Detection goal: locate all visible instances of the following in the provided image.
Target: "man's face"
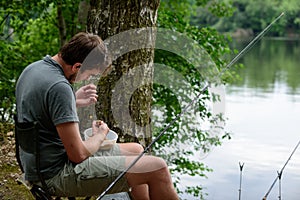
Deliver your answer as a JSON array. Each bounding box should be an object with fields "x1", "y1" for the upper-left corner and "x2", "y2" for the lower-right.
[
  {"x1": 74, "y1": 68, "x2": 102, "y2": 82},
  {"x1": 68, "y1": 71, "x2": 79, "y2": 84}
]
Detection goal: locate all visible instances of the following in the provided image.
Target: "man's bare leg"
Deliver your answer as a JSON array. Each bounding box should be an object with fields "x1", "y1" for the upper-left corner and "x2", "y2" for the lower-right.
[
  {"x1": 130, "y1": 184, "x2": 149, "y2": 200},
  {"x1": 119, "y1": 143, "x2": 149, "y2": 199},
  {"x1": 119, "y1": 143, "x2": 144, "y2": 156},
  {"x1": 125, "y1": 156, "x2": 179, "y2": 200}
]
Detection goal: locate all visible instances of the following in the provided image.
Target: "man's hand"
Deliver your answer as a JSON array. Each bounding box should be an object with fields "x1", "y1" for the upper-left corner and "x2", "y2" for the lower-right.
[
  {"x1": 76, "y1": 84, "x2": 98, "y2": 107},
  {"x1": 92, "y1": 120, "x2": 109, "y2": 136}
]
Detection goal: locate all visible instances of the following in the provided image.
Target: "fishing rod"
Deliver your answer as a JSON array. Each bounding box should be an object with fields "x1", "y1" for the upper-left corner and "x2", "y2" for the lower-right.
[
  {"x1": 97, "y1": 12, "x2": 285, "y2": 200},
  {"x1": 262, "y1": 139, "x2": 300, "y2": 200},
  {"x1": 238, "y1": 162, "x2": 244, "y2": 200}
]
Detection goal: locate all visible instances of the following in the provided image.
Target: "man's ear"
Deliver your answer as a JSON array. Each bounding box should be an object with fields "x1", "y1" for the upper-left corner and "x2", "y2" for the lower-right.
[{"x1": 72, "y1": 63, "x2": 81, "y2": 72}]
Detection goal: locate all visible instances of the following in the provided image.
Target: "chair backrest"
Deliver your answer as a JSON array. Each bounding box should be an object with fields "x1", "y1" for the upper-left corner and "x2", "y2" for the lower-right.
[
  {"x1": 14, "y1": 115, "x2": 52, "y2": 199},
  {"x1": 14, "y1": 115, "x2": 40, "y2": 172},
  {"x1": 15, "y1": 120, "x2": 38, "y2": 154},
  {"x1": 14, "y1": 116, "x2": 89, "y2": 200}
]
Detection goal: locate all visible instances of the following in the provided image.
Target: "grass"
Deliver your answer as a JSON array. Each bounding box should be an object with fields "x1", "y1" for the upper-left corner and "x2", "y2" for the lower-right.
[{"x1": 0, "y1": 164, "x2": 34, "y2": 200}]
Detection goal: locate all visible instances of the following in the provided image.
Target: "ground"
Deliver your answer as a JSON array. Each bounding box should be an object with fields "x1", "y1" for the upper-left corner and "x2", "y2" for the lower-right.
[{"x1": 0, "y1": 131, "x2": 33, "y2": 199}]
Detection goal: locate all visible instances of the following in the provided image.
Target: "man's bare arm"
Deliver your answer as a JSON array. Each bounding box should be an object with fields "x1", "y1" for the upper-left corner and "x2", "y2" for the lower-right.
[{"x1": 56, "y1": 121, "x2": 108, "y2": 163}]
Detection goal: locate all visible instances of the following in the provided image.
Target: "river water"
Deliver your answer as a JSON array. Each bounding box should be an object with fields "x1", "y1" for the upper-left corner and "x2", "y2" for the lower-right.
[{"x1": 181, "y1": 38, "x2": 300, "y2": 200}]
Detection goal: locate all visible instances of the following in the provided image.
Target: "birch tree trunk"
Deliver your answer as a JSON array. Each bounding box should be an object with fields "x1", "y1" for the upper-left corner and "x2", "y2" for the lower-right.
[{"x1": 86, "y1": 0, "x2": 160, "y2": 147}]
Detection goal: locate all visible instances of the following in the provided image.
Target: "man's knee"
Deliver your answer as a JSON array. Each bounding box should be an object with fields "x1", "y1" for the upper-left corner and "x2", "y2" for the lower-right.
[
  {"x1": 119, "y1": 143, "x2": 144, "y2": 155},
  {"x1": 133, "y1": 143, "x2": 144, "y2": 153},
  {"x1": 143, "y1": 156, "x2": 168, "y2": 172},
  {"x1": 152, "y1": 156, "x2": 168, "y2": 170}
]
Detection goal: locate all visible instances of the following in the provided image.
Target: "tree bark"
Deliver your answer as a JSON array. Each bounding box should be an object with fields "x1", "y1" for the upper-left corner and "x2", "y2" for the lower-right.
[{"x1": 86, "y1": 0, "x2": 160, "y2": 147}]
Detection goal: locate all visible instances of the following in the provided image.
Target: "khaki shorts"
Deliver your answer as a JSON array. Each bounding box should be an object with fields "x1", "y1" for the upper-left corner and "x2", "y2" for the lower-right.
[{"x1": 45, "y1": 144, "x2": 129, "y2": 197}]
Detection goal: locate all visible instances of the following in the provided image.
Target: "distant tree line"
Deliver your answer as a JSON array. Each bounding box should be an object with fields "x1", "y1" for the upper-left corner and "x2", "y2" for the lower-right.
[{"x1": 192, "y1": 0, "x2": 300, "y2": 37}]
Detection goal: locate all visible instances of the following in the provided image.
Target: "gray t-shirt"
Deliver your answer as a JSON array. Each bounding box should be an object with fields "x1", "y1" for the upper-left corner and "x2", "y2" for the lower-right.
[{"x1": 16, "y1": 55, "x2": 79, "y2": 181}]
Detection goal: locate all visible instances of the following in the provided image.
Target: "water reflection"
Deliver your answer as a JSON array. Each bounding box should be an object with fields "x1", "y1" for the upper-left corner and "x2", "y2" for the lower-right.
[
  {"x1": 230, "y1": 38, "x2": 300, "y2": 94},
  {"x1": 181, "y1": 39, "x2": 300, "y2": 200}
]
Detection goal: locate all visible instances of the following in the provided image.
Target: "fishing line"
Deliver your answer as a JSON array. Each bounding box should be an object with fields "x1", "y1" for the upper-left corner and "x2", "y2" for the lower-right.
[
  {"x1": 262, "y1": 139, "x2": 300, "y2": 200},
  {"x1": 97, "y1": 12, "x2": 285, "y2": 200}
]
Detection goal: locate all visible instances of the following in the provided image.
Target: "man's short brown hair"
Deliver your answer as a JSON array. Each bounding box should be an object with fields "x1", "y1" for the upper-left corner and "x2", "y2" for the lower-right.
[{"x1": 59, "y1": 32, "x2": 109, "y2": 68}]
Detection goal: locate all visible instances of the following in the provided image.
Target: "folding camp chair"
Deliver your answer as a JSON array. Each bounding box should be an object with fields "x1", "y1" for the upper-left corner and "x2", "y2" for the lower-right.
[{"x1": 14, "y1": 115, "x2": 90, "y2": 200}]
